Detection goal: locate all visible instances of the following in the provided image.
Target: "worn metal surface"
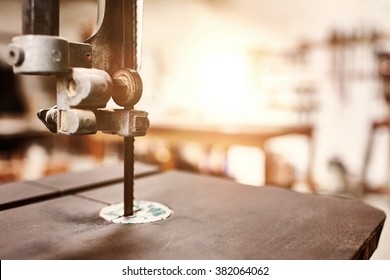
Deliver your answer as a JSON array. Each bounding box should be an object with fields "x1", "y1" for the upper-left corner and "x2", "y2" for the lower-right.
[
  {"x1": 57, "y1": 109, "x2": 97, "y2": 135},
  {"x1": 8, "y1": 0, "x2": 148, "y2": 217},
  {"x1": 68, "y1": 42, "x2": 92, "y2": 68},
  {"x1": 7, "y1": 35, "x2": 69, "y2": 74},
  {"x1": 97, "y1": 109, "x2": 149, "y2": 137},
  {"x1": 0, "y1": 171, "x2": 385, "y2": 259},
  {"x1": 7, "y1": 37, "x2": 92, "y2": 74},
  {"x1": 45, "y1": 108, "x2": 149, "y2": 136},
  {"x1": 86, "y1": 0, "x2": 142, "y2": 74},
  {"x1": 57, "y1": 68, "x2": 112, "y2": 109},
  {"x1": 112, "y1": 68, "x2": 143, "y2": 107},
  {"x1": 22, "y1": 0, "x2": 59, "y2": 36},
  {"x1": 85, "y1": 0, "x2": 144, "y2": 216}
]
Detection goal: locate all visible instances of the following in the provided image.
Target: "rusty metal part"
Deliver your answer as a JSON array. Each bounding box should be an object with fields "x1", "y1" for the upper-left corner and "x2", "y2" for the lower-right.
[
  {"x1": 57, "y1": 68, "x2": 112, "y2": 109},
  {"x1": 40, "y1": 107, "x2": 149, "y2": 136},
  {"x1": 96, "y1": 109, "x2": 149, "y2": 137},
  {"x1": 112, "y1": 68, "x2": 143, "y2": 107},
  {"x1": 37, "y1": 106, "x2": 58, "y2": 133},
  {"x1": 7, "y1": 36, "x2": 92, "y2": 75},
  {"x1": 22, "y1": 0, "x2": 59, "y2": 36},
  {"x1": 58, "y1": 109, "x2": 97, "y2": 135},
  {"x1": 7, "y1": 35, "x2": 69, "y2": 74},
  {"x1": 8, "y1": 0, "x2": 147, "y2": 219},
  {"x1": 122, "y1": 0, "x2": 143, "y2": 217},
  {"x1": 86, "y1": 0, "x2": 144, "y2": 217},
  {"x1": 86, "y1": 0, "x2": 142, "y2": 74},
  {"x1": 69, "y1": 42, "x2": 92, "y2": 68}
]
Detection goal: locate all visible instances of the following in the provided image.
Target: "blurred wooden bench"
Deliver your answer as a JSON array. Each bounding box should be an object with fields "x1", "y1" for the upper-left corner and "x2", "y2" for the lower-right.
[{"x1": 145, "y1": 123, "x2": 316, "y2": 191}]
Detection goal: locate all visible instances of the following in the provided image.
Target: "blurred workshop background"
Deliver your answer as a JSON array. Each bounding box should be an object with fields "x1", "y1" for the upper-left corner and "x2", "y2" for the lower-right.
[{"x1": 1, "y1": 0, "x2": 390, "y2": 257}]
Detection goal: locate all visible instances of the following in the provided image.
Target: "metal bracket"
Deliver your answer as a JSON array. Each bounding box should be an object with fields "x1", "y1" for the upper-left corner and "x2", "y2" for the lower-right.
[{"x1": 7, "y1": 0, "x2": 156, "y2": 220}]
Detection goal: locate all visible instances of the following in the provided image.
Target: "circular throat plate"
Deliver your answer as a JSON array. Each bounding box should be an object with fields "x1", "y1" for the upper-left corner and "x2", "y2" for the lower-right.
[{"x1": 100, "y1": 200, "x2": 172, "y2": 224}]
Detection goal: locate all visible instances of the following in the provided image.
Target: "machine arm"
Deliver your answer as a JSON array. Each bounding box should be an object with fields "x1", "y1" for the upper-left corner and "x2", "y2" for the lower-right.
[{"x1": 6, "y1": 0, "x2": 149, "y2": 217}]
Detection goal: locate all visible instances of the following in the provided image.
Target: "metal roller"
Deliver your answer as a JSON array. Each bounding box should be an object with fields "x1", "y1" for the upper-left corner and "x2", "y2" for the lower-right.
[{"x1": 57, "y1": 68, "x2": 112, "y2": 109}]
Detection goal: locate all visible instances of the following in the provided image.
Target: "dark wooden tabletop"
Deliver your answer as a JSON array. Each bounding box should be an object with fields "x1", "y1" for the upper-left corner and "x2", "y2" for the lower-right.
[
  {"x1": 0, "y1": 161, "x2": 160, "y2": 211},
  {"x1": 0, "y1": 170, "x2": 385, "y2": 260}
]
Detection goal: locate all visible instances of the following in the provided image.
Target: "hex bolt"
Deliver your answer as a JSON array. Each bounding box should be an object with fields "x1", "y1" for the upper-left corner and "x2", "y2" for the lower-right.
[
  {"x1": 6, "y1": 45, "x2": 24, "y2": 66},
  {"x1": 133, "y1": 115, "x2": 149, "y2": 132}
]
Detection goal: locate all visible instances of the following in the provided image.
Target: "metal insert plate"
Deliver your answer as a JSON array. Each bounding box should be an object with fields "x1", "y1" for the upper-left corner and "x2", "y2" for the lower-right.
[{"x1": 100, "y1": 200, "x2": 172, "y2": 224}]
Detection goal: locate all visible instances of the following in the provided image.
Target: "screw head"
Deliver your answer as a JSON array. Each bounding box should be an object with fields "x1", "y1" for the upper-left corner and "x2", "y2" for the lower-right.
[{"x1": 6, "y1": 44, "x2": 24, "y2": 66}]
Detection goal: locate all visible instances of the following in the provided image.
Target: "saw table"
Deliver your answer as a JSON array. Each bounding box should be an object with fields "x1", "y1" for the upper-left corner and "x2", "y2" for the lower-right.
[{"x1": 0, "y1": 164, "x2": 385, "y2": 260}]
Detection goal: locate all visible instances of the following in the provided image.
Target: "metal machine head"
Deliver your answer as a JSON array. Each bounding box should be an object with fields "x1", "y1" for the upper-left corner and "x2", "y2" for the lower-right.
[{"x1": 6, "y1": 0, "x2": 172, "y2": 223}]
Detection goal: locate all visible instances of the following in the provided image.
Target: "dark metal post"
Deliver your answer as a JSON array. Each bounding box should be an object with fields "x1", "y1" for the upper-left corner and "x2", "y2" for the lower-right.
[{"x1": 22, "y1": 0, "x2": 59, "y2": 35}]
